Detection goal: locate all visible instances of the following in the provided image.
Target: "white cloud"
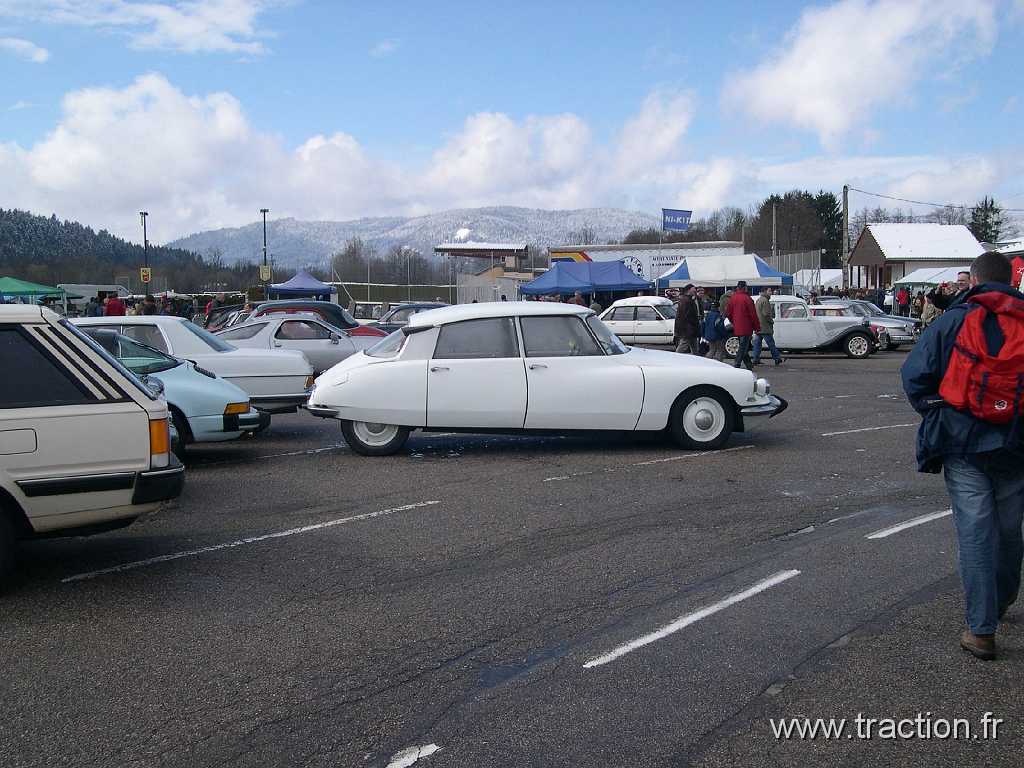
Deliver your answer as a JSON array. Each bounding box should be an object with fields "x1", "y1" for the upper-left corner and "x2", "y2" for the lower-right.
[
  {"x1": 0, "y1": 36, "x2": 50, "y2": 62},
  {"x1": 369, "y1": 38, "x2": 399, "y2": 58},
  {"x1": 0, "y1": 0, "x2": 271, "y2": 54},
  {"x1": 0, "y1": 73, "x2": 1017, "y2": 243},
  {"x1": 7, "y1": 99, "x2": 35, "y2": 110},
  {"x1": 723, "y1": 0, "x2": 997, "y2": 146}
]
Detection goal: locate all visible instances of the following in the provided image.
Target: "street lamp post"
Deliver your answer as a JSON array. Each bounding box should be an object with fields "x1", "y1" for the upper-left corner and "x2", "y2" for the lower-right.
[
  {"x1": 260, "y1": 208, "x2": 270, "y2": 298},
  {"x1": 139, "y1": 211, "x2": 149, "y2": 265}
]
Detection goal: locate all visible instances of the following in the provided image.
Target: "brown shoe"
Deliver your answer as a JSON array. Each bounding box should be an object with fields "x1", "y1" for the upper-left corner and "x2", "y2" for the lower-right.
[{"x1": 960, "y1": 629, "x2": 996, "y2": 660}]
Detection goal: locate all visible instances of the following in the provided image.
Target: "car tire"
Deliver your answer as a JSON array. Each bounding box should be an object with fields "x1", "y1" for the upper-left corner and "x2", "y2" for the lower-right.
[
  {"x1": 724, "y1": 336, "x2": 740, "y2": 357},
  {"x1": 667, "y1": 387, "x2": 735, "y2": 450},
  {"x1": 170, "y1": 407, "x2": 191, "y2": 457},
  {"x1": 844, "y1": 332, "x2": 873, "y2": 359},
  {"x1": 0, "y1": 512, "x2": 18, "y2": 587},
  {"x1": 340, "y1": 420, "x2": 411, "y2": 456}
]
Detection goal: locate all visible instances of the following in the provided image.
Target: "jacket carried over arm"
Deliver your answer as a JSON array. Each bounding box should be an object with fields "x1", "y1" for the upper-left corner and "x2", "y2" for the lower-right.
[{"x1": 900, "y1": 282, "x2": 1024, "y2": 473}]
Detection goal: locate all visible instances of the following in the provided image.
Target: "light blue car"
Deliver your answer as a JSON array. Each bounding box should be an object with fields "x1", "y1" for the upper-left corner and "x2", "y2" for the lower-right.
[{"x1": 84, "y1": 328, "x2": 267, "y2": 449}]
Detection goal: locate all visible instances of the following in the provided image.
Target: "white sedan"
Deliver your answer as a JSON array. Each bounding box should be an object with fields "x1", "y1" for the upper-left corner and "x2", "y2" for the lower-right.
[
  {"x1": 307, "y1": 302, "x2": 786, "y2": 455},
  {"x1": 73, "y1": 316, "x2": 314, "y2": 414},
  {"x1": 598, "y1": 296, "x2": 676, "y2": 344},
  {"x1": 215, "y1": 313, "x2": 373, "y2": 373}
]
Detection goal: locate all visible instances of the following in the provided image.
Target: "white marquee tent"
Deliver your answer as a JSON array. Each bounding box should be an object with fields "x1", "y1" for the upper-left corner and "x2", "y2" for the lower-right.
[{"x1": 893, "y1": 266, "x2": 965, "y2": 288}]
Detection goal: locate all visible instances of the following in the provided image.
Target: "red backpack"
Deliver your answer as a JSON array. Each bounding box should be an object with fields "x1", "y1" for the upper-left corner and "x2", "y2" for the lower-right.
[{"x1": 939, "y1": 292, "x2": 1024, "y2": 424}]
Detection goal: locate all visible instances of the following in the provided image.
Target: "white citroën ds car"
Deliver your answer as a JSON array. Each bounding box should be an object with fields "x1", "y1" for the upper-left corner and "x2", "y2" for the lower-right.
[{"x1": 307, "y1": 302, "x2": 787, "y2": 456}]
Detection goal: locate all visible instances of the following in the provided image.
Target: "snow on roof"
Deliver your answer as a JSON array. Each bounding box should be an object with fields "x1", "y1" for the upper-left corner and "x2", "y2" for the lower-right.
[
  {"x1": 434, "y1": 242, "x2": 528, "y2": 251},
  {"x1": 866, "y1": 224, "x2": 983, "y2": 262},
  {"x1": 792, "y1": 268, "x2": 843, "y2": 287}
]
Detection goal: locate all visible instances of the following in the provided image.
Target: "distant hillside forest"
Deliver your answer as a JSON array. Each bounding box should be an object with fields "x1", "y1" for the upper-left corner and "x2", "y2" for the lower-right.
[{"x1": 0, "y1": 208, "x2": 261, "y2": 292}]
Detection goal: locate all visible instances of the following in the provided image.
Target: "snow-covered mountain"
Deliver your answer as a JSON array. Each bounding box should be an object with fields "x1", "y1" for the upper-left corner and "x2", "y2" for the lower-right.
[{"x1": 168, "y1": 206, "x2": 660, "y2": 266}]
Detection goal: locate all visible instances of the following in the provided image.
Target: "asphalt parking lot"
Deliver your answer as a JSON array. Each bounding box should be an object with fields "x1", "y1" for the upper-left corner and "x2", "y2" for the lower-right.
[{"x1": 3, "y1": 350, "x2": 1021, "y2": 768}]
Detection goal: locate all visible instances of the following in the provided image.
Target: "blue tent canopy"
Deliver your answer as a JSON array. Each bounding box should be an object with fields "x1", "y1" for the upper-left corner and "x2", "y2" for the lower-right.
[
  {"x1": 520, "y1": 261, "x2": 653, "y2": 295},
  {"x1": 655, "y1": 254, "x2": 793, "y2": 290},
  {"x1": 268, "y1": 269, "x2": 333, "y2": 300}
]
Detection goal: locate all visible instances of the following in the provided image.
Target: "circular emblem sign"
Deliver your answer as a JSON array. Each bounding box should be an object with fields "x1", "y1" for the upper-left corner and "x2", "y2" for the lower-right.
[{"x1": 623, "y1": 255, "x2": 646, "y2": 279}]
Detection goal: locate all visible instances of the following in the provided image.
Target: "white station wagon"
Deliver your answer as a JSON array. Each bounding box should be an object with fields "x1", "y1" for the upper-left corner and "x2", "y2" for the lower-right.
[
  {"x1": 307, "y1": 302, "x2": 786, "y2": 455},
  {"x1": 598, "y1": 296, "x2": 676, "y2": 345}
]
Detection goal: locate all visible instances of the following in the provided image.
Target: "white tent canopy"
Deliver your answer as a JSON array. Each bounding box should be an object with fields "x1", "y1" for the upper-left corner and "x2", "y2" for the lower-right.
[
  {"x1": 894, "y1": 266, "x2": 965, "y2": 287},
  {"x1": 792, "y1": 268, "x2": 843, "y2": 290},
  {"x1": 656, "y1": 253, "x2": 792, "y2": 288}
]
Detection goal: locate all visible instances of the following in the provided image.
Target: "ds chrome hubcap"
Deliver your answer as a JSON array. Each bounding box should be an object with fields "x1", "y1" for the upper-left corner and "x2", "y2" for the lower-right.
[
  {"x1": 683, "y1": 397, "x2": 726, "y2": 441},
  {"x1": 352, "y1": 421, "x2": 399, "y2": 447}
]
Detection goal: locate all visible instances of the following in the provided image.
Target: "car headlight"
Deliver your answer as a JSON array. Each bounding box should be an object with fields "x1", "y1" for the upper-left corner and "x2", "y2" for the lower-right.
[{"x1": 754, "y1": 378, "x2": 770, "y2": 397}]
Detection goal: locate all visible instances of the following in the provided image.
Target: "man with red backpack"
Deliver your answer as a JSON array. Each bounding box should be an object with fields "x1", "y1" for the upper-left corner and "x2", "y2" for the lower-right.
[{"x1": 901, "y1": 251, "x2": 1024, "y2": 661}]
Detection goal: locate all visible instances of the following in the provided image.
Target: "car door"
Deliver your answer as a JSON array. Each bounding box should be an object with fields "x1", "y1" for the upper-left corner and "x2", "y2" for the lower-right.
[
  {"x1": 601, "y1": 306, "x2": 636, "y2": 343},
  {"x1": 772, "y1": 302, "x2": 818, "y2": 348},
  {"x1": 0, "y1": 323, "x2": 150, "y2": 526},
  {"x1": 426, "y1": 317, "x2": 527, "y2": 428},
  {"x1": 520, "y1": 315, "x2": 644, "y2": 430},
  {"x1": 273, "y1": 319, "x2": 355, "y2": 372},
  {"x1": 634, "y1": 306, "x2": 671, "y2": 345}
]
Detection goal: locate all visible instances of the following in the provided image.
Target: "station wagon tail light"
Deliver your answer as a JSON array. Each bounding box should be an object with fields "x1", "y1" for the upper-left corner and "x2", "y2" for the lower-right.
[
  {"x1": 304, "y1": 374, "x2": 316, "y2": 389},
  {"x1": 149, "y1": 418, "x2": 171, "y2": 469},
  {"x1": 223, "y1": 402, "x2": 249, "y2": 416}
]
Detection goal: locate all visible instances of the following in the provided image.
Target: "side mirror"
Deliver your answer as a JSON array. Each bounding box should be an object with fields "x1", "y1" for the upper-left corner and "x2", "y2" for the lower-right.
[
  {"x1": 329, "y1": 333, "x2": 341, "y2": 344},
  {"x1": 140, "y1": 374, "x2": 165, "y2": 397}
]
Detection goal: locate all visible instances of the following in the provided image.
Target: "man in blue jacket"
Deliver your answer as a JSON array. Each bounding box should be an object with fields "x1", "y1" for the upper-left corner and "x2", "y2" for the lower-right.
[{"x1": 901, "y1": 251, "x2": 1024, "y2": 660}]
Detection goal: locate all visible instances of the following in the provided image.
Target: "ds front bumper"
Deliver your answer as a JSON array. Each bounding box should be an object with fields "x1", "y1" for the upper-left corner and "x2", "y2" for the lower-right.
[
  {"x1": 740, "y1": 395, "x2": 788, "y2": 431},
  {"x1": 305, "y1": 404, "x2": 340, "y2": 419}
]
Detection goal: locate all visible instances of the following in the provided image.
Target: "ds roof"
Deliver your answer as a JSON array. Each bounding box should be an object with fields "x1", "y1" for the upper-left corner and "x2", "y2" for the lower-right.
[
  {"x1": 409, "y1": 301, "x2": 589, "y2": 327},
  {"x1": 608, "y1": 296, "x2": 673, "y2": 307}
]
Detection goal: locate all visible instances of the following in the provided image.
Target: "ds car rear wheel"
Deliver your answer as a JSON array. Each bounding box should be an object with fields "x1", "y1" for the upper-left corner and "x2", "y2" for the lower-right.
[
  {"x1": 668, "y1": 388, "x2": 735, "y2": 450},
  {"x1": 340, "y1": 419, "x2": 411, "y2": 456},
  {"x1": 844, "y1": 332, "x2": 872, "y2": 359}
]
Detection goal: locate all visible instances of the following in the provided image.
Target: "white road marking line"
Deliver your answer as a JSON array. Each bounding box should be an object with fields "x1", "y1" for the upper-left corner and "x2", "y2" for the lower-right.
[
  {"x1": 632, "y1": 444, "x2": 755, "y2": 466},
  {"x1": 582, "y1": 569, "x2": 801, "y2": 669},
  {"x1": 62, "y1": 501, "x2": 441, "y2": 583},
  {"x1": 386, "y1": 744, "x2": 441, "y2": 768},
  {"x1": 543, "y1": 475, "x2": 573, "y2": 482},
  {"x1": 256, "y1": 444, "x2": 347, "y2": 460},
  {"x1": 866, "y1": 509, "x2": 952, "y2": 540},
  {"x1": 834, "y1": 395, "x2": 855, "y2": 398},
  {"x1": 821, "y1": 423, "x2": 916, "y2": 437}
]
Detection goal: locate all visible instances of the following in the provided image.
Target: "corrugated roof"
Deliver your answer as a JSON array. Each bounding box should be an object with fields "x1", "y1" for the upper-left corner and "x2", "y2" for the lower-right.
[{"x1": 866, "y1": 223, "x2": 983, "y2": 262}]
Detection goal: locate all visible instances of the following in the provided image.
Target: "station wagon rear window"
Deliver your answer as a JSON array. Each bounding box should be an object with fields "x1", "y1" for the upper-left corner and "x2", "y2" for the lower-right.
[{"x1": 0, "y1": 328, "x2": 95, "y2": 408}]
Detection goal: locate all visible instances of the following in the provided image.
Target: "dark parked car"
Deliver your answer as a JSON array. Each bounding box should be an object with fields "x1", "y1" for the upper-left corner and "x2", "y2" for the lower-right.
[
  {"x1": 369, "y1": 302, "x2": 448, "y2": 334},
  {"x1": 251, "y1": 300, "x2": 387, "y2": 339}
]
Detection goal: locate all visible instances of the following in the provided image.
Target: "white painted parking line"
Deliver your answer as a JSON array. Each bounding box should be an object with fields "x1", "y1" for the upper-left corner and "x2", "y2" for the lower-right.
[
  {"x1": 386, "y1": 744, "x2": 441, "y2": 768},
  {"x1": 582, "y1": 569, "x2": 801, "y2": 669},
  {"x1": 62, "y1": 501, "x2": 441, "y2": 583},
  {"x1": 632, "y1": 444, "x2": 755, "y2": 466},
  {"x1": 866, "y1": 509, "x2": 952, "y2": 540},
  {"x1": 543, "y1": 475, "x2": 574, "y2": 483},
  {"x1": 821, "y1": 423, "x2": 916, "y2": 437}
]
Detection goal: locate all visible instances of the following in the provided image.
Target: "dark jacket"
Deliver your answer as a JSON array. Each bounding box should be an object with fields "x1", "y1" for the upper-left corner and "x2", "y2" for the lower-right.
[
  {"x1": 702, "y1": 308, "x2": 728, "y2": 341},
  {"x1": 725, "y1": 289, "x2": 760, "y2": 337},
  {"x1": 900, "y1": 282, "x2": 1024, "y2": 473},
  {"x1": 674, "y1": 295, "x2": 700, "y2": 338},
  {"x1": 928, "y1": 286, "x2": 969, "y2": 311}
]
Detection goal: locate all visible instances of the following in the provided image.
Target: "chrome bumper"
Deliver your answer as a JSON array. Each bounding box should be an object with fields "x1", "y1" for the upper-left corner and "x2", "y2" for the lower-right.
[
  {"x1": 740, "y1": 395, "x2": 788, "y2": 430},
  {"x1": 305, "y1": 404, "x2": 340, "y2": 419}
]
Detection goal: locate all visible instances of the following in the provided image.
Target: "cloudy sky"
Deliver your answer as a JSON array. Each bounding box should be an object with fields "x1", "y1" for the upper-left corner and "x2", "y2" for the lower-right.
[{"x1": 1, "y1": 0, "x2": 1021, "y2": 243}]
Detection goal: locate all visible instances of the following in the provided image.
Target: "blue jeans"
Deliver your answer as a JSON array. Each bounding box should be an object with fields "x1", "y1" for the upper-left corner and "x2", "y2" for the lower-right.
[
  {"x1": 943, "y1": 455, "x2": 1024, "y2": 635},
  {"x1": 753, "y1": 333, "x2": 781, "y2": 363}
]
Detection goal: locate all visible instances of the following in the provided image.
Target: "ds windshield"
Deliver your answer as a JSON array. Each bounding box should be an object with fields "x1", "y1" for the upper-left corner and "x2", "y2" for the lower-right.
[{"x1": 586, "y1": 315, "x2": 629, "y2": 355}]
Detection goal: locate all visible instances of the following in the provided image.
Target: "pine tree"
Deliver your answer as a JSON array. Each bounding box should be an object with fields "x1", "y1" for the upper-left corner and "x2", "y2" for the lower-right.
[{"x1": 969, "y1": 197, "x2": 1005, "y2": 243}]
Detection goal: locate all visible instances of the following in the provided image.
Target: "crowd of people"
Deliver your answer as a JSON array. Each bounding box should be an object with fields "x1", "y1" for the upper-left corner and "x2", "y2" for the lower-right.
[
  {"x1": 671, "y1": 281, "x2": 782, "y2": 370},
  {"x1": 79, "y1": 292, "x2": 195, "y2": 318}
]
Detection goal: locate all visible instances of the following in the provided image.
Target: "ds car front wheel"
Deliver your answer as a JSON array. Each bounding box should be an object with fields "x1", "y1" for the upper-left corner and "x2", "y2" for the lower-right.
[{"x1": 668, "y1": 388, "x2": 735, "y2": 450}]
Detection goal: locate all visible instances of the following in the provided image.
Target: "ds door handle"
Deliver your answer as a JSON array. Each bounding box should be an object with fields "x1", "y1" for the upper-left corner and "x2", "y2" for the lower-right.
[
  {"x1": 430, "y1": 366, "x2": 450, "y2": 372},
  {"x1": 528, "y1": 363, "x2": 548, "y2": 370}
]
